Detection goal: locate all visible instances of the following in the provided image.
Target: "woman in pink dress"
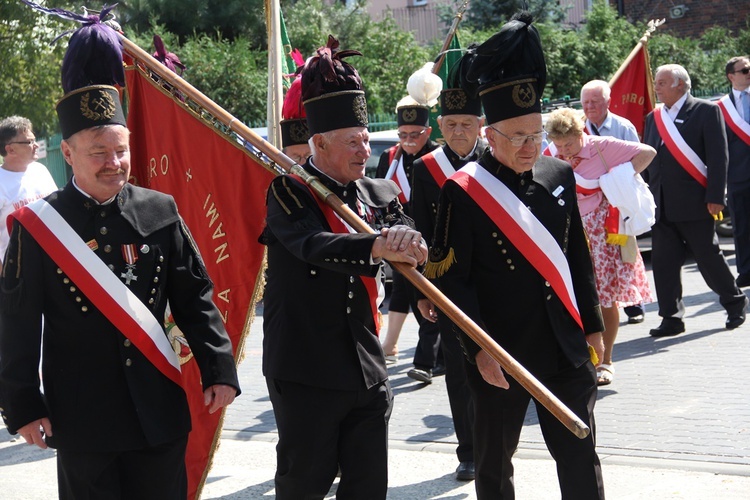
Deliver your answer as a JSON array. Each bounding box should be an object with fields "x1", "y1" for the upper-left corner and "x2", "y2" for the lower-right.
[{"x1": 544, "y1": 108, "x2": 656, "y2": 385}]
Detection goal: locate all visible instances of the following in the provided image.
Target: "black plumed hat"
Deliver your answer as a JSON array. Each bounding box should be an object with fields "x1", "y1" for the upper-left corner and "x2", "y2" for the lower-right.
[
  {"x1": 22, "y1": 2, "x2": 127, "y2": 139},
  {"x1": 301, "y1": 35, "x2": 368, "y2": 135},
  {"x1": 465, "y1": 11, "x2": 546, "y2": 124},
  {"x1": 439, "y1": 44, "x2": 482, "y2": 117}
]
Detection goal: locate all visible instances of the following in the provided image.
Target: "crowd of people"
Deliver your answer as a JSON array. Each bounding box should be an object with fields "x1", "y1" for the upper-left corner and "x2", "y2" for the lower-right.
[{"x1": 1, "y1": 5, "x2": 749, "y2": 500}]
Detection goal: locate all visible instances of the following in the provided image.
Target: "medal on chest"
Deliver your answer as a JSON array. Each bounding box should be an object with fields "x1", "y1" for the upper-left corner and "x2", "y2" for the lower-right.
[{"x1": 121, "y1": 244, "x2": 139, "y2": 285}]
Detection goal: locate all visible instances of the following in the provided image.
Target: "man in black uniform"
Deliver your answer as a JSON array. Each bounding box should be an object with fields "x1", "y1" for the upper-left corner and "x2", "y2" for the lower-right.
[
  {"x1": 377, "y1": 97, "x2": 442, "y2": 381},
  {"x1": 412, "y1": 59, "x2": 486, "y2": 481},
  {"x1": 0, "y1": 15, "x2": 239, "y2": 500},
  {"x1": 262, "y1": 36, "x2": 427, "y2": 499},
  {"x1": 430, "y1": 13, "x2": 605, "y2": 499}
]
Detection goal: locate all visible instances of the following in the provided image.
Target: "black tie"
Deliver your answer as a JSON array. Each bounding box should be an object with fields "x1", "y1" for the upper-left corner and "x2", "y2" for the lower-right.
[{"x1": 589, "y1": 122, "x2": 601, "y2": 136}]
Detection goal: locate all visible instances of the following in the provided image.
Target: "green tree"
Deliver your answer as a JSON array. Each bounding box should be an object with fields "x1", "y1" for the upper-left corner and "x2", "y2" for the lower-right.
[{"x1": 0, "y1": 1, "x2": 67, "y2": 134}]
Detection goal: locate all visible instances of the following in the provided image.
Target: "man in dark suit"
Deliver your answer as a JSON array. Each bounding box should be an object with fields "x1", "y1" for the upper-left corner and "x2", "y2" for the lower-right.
[
  {"x1": 376, "y1": 98, "x2": 442, "y2": 381},
  {"x1": 411, "y1": 80, "x2": 486, "y2": 481},
  {"x1": 430, "y1": 14, "x2": 605, "y2": 499},
  {"x1": 722, "y1": 56, "x2": 750, "y2": 287},
  {"x1": 261, "y1": 36, "x2": 427, "y2": 500},
  {"x1": 644, "y1": 63, "x2": 748, "y2": 336},
  {"x1": 0, "y1": 19, "x2": 239, "y2": 499}
]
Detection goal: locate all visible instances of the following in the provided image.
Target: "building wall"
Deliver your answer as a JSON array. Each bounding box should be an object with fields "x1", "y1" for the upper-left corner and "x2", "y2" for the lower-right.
[{"x1": 612, "y1": 0, "x2": 750, "y2": 38}]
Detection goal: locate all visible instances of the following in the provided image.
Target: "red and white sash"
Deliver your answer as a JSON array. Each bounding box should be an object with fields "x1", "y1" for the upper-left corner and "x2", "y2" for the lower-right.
[
  {"x1": 384, "y1": 146, "x2": 410, "y2": 204},
  {"x1": 717, "y1": 94, "x2": 750, "y2": 146},
  {"x1": 11, "y1": 200, "x2": 182, "y2": 387},
  {"x1": 290, "y1": 175, "x2": 385, "y2": 334},
  {"x1": 653, "y1": 106, "x2": 708, "y2": 187},
  {"x1": 449, "y1": 163, "x2": 583, "y2": 329},
  {"x1": 420, "y1": 148, "x2": 456, "y2": 188}
]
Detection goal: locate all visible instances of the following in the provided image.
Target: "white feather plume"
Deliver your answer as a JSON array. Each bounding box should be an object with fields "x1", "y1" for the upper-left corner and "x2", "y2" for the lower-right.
[{"x1": 407, "y1": 63, "x2": 442, "y2": 107}]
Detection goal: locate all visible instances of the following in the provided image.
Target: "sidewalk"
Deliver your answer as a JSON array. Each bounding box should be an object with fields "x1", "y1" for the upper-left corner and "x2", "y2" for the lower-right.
[{"x1": 2, "y1": 243, "x2": 750, "y2": 498}]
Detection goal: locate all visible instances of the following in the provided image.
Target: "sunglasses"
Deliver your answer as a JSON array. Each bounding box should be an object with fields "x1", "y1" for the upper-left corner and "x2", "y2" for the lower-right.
[{"x1": 732, "y1": 67, "x2": 750, "y2": 75}]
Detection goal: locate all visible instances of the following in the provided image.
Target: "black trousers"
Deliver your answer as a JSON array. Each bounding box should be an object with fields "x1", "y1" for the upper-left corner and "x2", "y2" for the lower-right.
[
  {"x1": 466, "y1": 360, "x2": 604, "y2": 500},
  {"x1": 651, "y1": 216, "x2": 746, "y2": 318},
  {"x1": 266, "y1": 377, "x2": 393, "y2": 500},
  {"x1": 56, "y1": 436, "x2": 188, "y2": 500},
  {"x1": 389, "y1": 271, "x2": 441, "y2": 369},
  {"x1": 727, "y1": 183, "x2": 750, "y2": 277},
  {"x1": 438, "y1": 316, "x2": 474, "y2": 463}
]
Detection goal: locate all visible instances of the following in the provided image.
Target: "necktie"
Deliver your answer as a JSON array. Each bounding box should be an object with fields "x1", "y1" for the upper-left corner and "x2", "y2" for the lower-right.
[{"x1": 743, "y1": 91, "x2": 750, "y2": 123}]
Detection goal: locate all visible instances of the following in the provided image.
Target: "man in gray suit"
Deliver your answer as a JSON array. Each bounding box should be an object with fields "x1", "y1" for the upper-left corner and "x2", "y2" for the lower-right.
[
  {"x1": 643, "y1": 64, "x2": 747, "y2": 336},
  {"x1": 723, "y1": 56, "x2": 750, "y2": 287}
]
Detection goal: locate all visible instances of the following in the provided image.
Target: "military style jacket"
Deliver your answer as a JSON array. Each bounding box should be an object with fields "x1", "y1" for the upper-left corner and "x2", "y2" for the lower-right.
[
  {"x1": 0, "y1": 182, "x2": 240, "y2": 452},
  {"x1": 430, "y1": 152, "x2": 604, "y2": 377},
  {"x1": 261, "y1": 161, "x2": 411, "y2": 391},
  {"x1": 375, "y1": 140, "x2": 440, "y2": 216}
]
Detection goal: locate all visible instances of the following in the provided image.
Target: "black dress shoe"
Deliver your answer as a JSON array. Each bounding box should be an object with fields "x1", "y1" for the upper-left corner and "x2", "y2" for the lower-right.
[
  {"x1": 455, "y1": 461, "x2": 475, "y2": 481},
  {"x1": 736, "y1": 274, "x2": 750, "y2": 288},
  {"x1": 407, "y1": 368, "x2": 432, "y2": 383},
  {"x1": 726, "y1": 297, "x2": 748, "y2": 329},
  {"x1": 649, "y1": 318, "x2": 685, "y2": 337},
  {"x1": 432, "y1": 364, "x2": 446, "y2": 376},
  {"x1": 627, "y1": 314, "x2": 645, "y2": 324}
]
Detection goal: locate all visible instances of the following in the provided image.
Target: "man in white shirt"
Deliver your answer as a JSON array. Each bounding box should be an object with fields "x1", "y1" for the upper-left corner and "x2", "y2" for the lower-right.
[
  {"x1": 0, "y1": 116, "x2": 58, "y2": 261},
  {"x1": 580, "y1": 80, "x2": 646, "y2": 323},
  {"x1": 723, "y1": 56, "x2": 750, "y2": 287}
]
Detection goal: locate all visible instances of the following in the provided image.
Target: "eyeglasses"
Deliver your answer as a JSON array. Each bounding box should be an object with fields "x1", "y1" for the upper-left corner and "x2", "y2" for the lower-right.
[
  {"x1": 731, "y1": 67, "x2": 750, "y2": 75},
  {"x1": 487, "y1": 126, "x2": 546, "y2": 147},
  {"x1": 398, "y1": 129, "x2": 427, "y2": 140},
  {"x1": 8, "y1": 140, "x2": 36, "y2": 145}
]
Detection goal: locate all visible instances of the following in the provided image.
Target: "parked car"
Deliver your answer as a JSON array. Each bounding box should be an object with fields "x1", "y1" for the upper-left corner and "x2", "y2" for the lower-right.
[{"x1": 366, "y1": 129, "x2": 399, "y2": 178}]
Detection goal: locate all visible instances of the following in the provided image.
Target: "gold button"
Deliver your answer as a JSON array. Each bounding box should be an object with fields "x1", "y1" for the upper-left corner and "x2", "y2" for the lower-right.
[
  {"x1": 75, "y1": 297, "x2": 82, "y2": 303},
  {"x1": 334, "y1": 258, "x2": 339, "y2": 263},
  {"x1": 506, "y1": 259, "x2": 512, "y2": 264},
  {"x1": 509, "y1": 265, "x2": 515, "y2": 270},
  {"x1": 151, "y1": 289, "x2": 157, "y2": 294},
  {"x1": 159, "y1": 256, "x2": 164, "y2": 262},
  {"x1": 148, "y1": 298, "x2": 154, "y2": 304},
  {"x1": 359, "y1": 260, "x2": 365, "y2": 265},
  {"x1": 104, "y1": 245, "x2": 112, "y2": 253},
  {"x1": 501, "y1": 249, "x2": 507, "y2": 254},
  {"x1": 348, "y1": 291, "x2": 354, "y2": 299},
  {"x1": 70, "y1": 286, "x2": 76, "y2": 292},
  {"x1": 99, "y1": 227, "x2": 108, "y2": 235},
  {"x1": 63, "y1": 278, "x2": 70, "y2": 284},
  {"x1": 545, "y1": 281, "x2": 551, "y2": 287},
  {"x1": 156, "y1": 266, "x2": 161, "y2": 272},
  {"x1": 153, "y1": 277, "x2": 159, "y2": 283},
  {"x1": 310, "y1": 270, "x2": 317, "y2": 276},
  {"x1": 346, "y1": 307, "x2": 351, "y2": 314},
  {"x1": 492, "y1": 232, "x2": 498, "y2": 237},
  {"x1": 350, "y1": 276, "x2": 355, "y2": 283},
  {"x1": 546, "y1": 294, "x2": 552, "y2": 300},
  {"x1": 56, "y1": 268, "x2": 63, "y2": 274},
  {"x1": 81, "y1": 306, "x2": 88, "y2": 312},
  {"x1": 108, "y1": 264, "x2": 115, "y2": 270},
  {"x1": 124, "y1": 339, "x2": 131, "y2": 347},
  {"x1": 125, "y1": 358, "x2": 132, "y2": 366}
]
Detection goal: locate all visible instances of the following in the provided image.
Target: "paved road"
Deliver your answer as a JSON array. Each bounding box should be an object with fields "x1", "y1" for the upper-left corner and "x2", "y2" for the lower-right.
[{"x1": 2, "y1": 239, "x2": 749, "y2": 498}]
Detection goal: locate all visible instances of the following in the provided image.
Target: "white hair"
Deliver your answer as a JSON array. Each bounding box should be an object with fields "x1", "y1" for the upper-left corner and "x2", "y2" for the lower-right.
[
  {"x1": 656, "y1": 64, "x2": 692, "y2": 92},
  {"x1": 580, "y1": 80, "x2": 611, "y2": 101}
]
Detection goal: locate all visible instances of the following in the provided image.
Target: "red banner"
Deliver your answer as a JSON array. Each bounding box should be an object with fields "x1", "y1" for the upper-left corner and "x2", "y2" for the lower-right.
[
  {"x1": 124, "y1": 61, "x2": 275, "y2": 498},
  {"x1": 609, "y1": 44, "x2": 655, "y2": 138}
]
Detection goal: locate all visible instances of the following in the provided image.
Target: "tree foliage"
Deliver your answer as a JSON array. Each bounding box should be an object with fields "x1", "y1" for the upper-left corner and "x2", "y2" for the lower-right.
[{"x1": 4, "y1": 0, "x2": 750, "y2": 135}]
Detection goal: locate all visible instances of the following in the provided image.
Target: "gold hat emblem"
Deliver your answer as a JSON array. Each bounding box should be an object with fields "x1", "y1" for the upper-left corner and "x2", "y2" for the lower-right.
[
  {"x1": 289, "y1": 121, "x2": 308, "y2": 143},
  {"x1": 444, "y1": 90, "x2": 467, "y2": 110},
  {"x1": 353, "y1": 94, "x2": 368, "y2": 125},
  {"x1": 80, "y1": 90, "x2": 117, "y2": 121},
  {"x1": 401, "y1": 108, "x2": 418, "y2": 123},
  {"x1": 512, "y1": 83, "x2": 536, "y2": 109}
]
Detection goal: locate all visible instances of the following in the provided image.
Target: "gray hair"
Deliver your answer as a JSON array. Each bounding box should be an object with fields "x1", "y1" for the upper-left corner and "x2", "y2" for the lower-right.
[
  {"x1": 656, "y1": 64, "x2": 692, "y2": 92},
  {"x1": 0, "y1": 116, "x2": 33, "y2": 157},
  {"x1": 580, "y1": 80, "x2": 611, "y2": 101}
]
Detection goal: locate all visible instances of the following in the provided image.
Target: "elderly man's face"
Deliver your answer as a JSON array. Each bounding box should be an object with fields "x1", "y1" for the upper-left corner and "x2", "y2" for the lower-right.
[
  {"x1": 486, "y1": 114, "x2": 543, "y2": 174},
  {"x1": 61, "y1": 125, "x2": 131, "y2": 203},
  {"x1": 654, "y1": 69, "x2": 686, "y2": 108},
  {"x1": 398, "y1": 125, "x2": 431, "y2": 155},
  {"x1": 581, "y1": 87, "x2": 610, "y2": 127},
  {"x1": 283, "y1": 144, "x2": 311, "y2": 165},
  {"x1": 438, "y1": 115, "x2": 483, "y2": 157},
  {"x1": 313, "y1": 127, "x2": 370, "y2": 184}
]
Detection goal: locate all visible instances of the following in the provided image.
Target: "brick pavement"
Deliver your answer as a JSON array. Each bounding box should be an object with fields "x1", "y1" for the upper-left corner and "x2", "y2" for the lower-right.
[{"x1": 225, "y1": 239, "x2": 750, "y2": 471}]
